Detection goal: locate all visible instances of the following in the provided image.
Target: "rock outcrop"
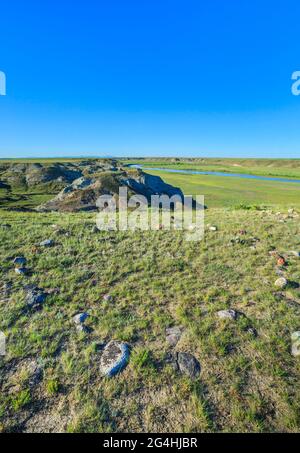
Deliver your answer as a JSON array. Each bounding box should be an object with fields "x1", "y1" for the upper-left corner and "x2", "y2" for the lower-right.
[{"x1": 36, "y1": 167, "x2": 184, "y2": 212}]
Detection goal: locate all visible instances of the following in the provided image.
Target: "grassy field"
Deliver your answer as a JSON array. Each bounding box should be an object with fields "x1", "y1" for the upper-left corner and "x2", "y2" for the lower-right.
[
  {"x1": 142, "y1": 170, "x2": 300, "y2": 209},
  {"x1": 0, "y1": 159, "x2": 300, "y2": 433},
  {"x1": 124, "y1": 158, "x2": 300, "y2": 179}
]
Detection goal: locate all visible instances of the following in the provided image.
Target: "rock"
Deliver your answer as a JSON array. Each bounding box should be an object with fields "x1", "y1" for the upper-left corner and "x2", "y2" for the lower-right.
[
  {"x1": 246, "y1": 327, "x2": 257, "y2": 337},
  {"x1": 217, "y1": 309, "x2": 237, "y2": 320},
  {"x1": 274, "y1": 277, "x2": 288, "y2": 289},
  {"x1": 76, "y1": 324, "x2": 89, "y2": 333},
  {"x1": 73, "y1": 313, "x2": 89, "y2": 325},
  {"x1": 15, "y1": 267, "x2": 28, "y2": 275},
  {"x1": 25, "y1": 359, "x2": 43, "y2": 386},
  {"x1": 47, "y1": 287, "x2": 60, "y2": 295},
  {"x1": 99, "y1": 341, "x2": 130, "y2": 377},
  {"x1": 291, "y1": 331, "x2": 300, "y2": 357},
  {"x1": 175, "y1": 352, "x2": 201, "y2": 379},
  {"x1": 166, "y1": 326, "x2": 182, "y2": 347},
  {"x1": 103, "y1": 294, "x2": 113, "y2": 302},
  {"x1": 25, "y1": 286, "x2": 48, "y2": 308},
  {"x1": 13, "y1": 256, "x2": 27, "y2": 266},
  {"x1": 209, "y1": 226, "x2": 218, "y2": 231},
  {"x1": 39, "y1": 239, "x2": 54, "y2": 247}
]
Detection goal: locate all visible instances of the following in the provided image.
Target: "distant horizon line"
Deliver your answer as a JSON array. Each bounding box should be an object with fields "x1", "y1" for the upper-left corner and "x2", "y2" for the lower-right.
[{"x1": 1, "y1": 155, "x2": 300, "y2": 161}]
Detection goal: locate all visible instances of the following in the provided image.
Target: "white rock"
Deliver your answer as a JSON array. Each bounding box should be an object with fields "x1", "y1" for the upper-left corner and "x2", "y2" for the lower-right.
[
  {"x1": 274, "y1": 277, "x2": 288, "y2": 289},
  {"x1": 217, "y1": 309, "x2": 237, "y2": 320},
  {"x1": 291, "y1": 332, "x2": 300, "y2": 357}
]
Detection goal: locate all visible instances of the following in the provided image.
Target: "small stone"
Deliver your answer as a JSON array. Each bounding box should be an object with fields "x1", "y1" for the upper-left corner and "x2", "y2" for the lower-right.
[
  {"x1": 176, "y1": 352, "x2": 201, "y2": 379},
  {"x1": 73, "y1": 313, "x2": 89, "y2": 325},
  {"x1": 15, "y1": 267, "x2": 28, "y2": 275},
  {"x1": 25, "y1": 286, "x2": 48, "y2": 308},
  {"x1": 47, "y1": 287, "x2": 60, "y2": 295},
  {"x1": 39, "y1": 239, "x2": 54, "y2": 247},
  {"x1": 99, "y1": 341, "x2": 130, "y2": 377},
  {"x1": 103, "y1": 294, "x2": 113, "y2": 302},
  {"x1": 13, "y1": 256, "x2": 27, "y2": 266},
  {"x1": 76, "y1": 324, "x2": 89, "y2": 333},
  {"x1": 291, "y1": 332, "x2": 300, "y2": 357},
  {"x1": 166, "y1": 326, "x2": 182, "y2": 347},
  {"x1": 274, "y1": 277, "x2": 288, "y2": 289},
  {"x1": 217, "y1": 309, "x2": 237, "y2": 320},
  {"x1": 209, "y1": 226, "x2": 218, "y2": 231},
  {"x1": 246, "y1": 327, "x2": 257, "y2": 337}
]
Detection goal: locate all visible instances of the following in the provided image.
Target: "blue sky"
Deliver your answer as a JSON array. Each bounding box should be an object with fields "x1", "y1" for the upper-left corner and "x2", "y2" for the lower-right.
[{"x1": 0, "y1": 0, "x2": 300, "y2": 158}]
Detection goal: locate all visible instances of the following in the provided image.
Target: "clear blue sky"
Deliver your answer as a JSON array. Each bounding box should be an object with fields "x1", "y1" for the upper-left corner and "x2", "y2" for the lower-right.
[{"x1": 0, "y1": 0, "x2": 300, "y2": 158}]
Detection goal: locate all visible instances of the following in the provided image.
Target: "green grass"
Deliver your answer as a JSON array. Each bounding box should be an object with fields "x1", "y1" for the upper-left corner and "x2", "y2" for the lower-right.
[
  {"x1": 0, "y1": 158, "x2": 300, "y2": 432},
  {"x1": 0, "y1": 205, "x2": 300, "y2": 433},
  {"x1": 143, "y1": 170, "x2": 300, "y2": 209}
]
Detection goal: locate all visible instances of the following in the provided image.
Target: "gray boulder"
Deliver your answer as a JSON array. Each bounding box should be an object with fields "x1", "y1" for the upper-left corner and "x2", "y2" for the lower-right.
[
  {"x1": 291, "y1": 331, "x2": 300, "y2": 357},
  {"x1": 99, "y1": 341, "x2": 130, "y2": 377},
  {"x1": 74, "y1": 313, "x2": 89, "y2": 325},
  {"x1": 173, "y1": 352, "x2": 201, "y2": 379},
  {"x1": 274, "y1": 277, "x2": 288, "y2": 289},
  {"x1": 39, "y1": 239, "x2": 54, "y2": 247},
  {"x1": 217, "y1": 309, "x2": 237, "y2": 320},
  {"x1": 13, "y1": 256, "x2": 27, "y2": 266},
  {"x1": 25, "y1": 286, "x2": 48, "y2": 308},
  {"x1": 166, "y1": 326, "x2": 182, "y2": 347}
]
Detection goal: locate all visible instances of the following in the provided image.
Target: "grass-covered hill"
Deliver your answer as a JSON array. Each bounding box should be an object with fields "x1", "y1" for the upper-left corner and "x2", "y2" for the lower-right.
[{"x1": 0, "y1": 158, "x2": 300, "y2": 433}]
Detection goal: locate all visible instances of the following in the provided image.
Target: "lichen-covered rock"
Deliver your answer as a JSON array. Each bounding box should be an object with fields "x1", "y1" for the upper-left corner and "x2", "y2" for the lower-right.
[
  {"x1": 274, "y1": 277, "x2": 288, "y2": 289},
  {"x1": 217, "y1": 309, "x2": 237, "y2": 320},
  {"x1": 166, "y1": 326, "x2": 182, "y2": 347},
  {"x1": 99, "y1": 341, "x2": 130, "y2": 377},
  {"x1": 175, "y1": 352, "x2": 201, "y2": 379}
]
